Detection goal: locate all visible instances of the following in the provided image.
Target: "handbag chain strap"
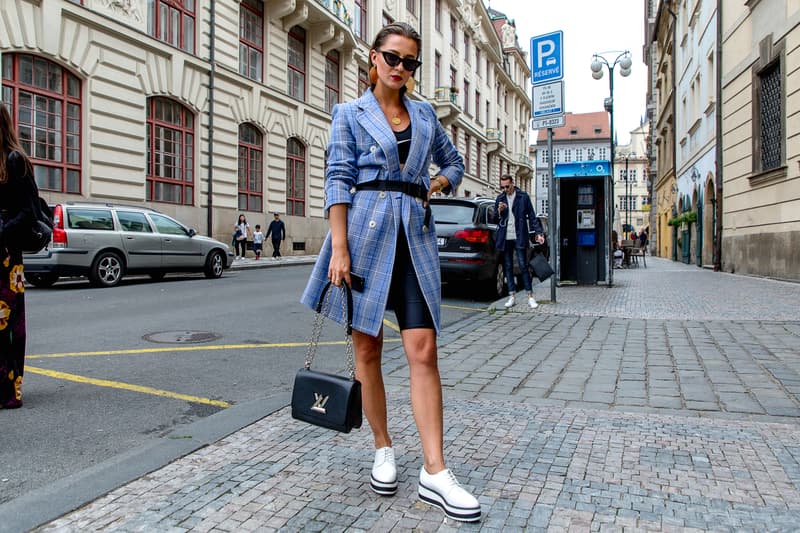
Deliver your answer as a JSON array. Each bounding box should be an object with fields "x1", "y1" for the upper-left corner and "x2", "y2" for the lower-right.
[{"x1": 304, "y1": 284, "x2": 356, "y2": 379}]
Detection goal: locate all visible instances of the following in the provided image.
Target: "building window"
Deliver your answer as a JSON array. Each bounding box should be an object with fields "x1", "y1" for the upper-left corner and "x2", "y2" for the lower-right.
[
  {"x1": 476, "y1": 142, "x2": 482, "y2": 179},
  {"x1": 599, "y1": 147, "x2": 607, "y2": 160},
  {"x1": 541, "y1": 150, "x2": 549, "y2": 164},
  {"x1": 564, "y1": 149, "x2": 571, "y2": 162},
  {"x1": 406, "y1": 0, "x2": 416, "y2": 16},
  {"x1": 464, "y1": 134, "x2": 471, "y2": 175},
  {"x1": 146, "y1": 97, "x2": 194, "y2": 205},
  {"x1": 238, "y1": 123, "x2": 263, "y2": 212},
  {"x1": 450, "y1": 16, "x2": 457, "y2": 48},
  {"x1": 758, "y1": 61, "x2": 782, "y2": 171},
  {"x1": 450, "y1": 67, "x2": 457, "y2": 89},
  {"x1": 239, "y1": 0, "x2": 263, "y2": 81},
  {"x1": 325, "y1": 50, "x2": 340, "y2": 114},
  {"x1": 629, "y1": 169, "x2": 637, "y2": 183},
  {"x1": 476, "y1": 48, "x2": 481, "y2": 77},
  {"x1": 383, "y1": 12, "x2": 394, "y2": 26},
  {"x1": 287, "y1": 25, "x2": 306, "y2": 100},
  {"x1": 475, "y1": 90, "x2": 480, "y2": 123},
  {"x1": 358, "y1": 67, "x2": 369, "y2": 96},
  {"x1": 434, "y1": 52, "x2": 441, "y2": 88},
  {"x1": 354, "y1": 0, "x2": 367, "y2": 41},
  {"x1": 286, "y1": 138, "x2": 305, "y2": 216},
  {"x1": 464, "y1": 34, "x2": 470, "y2": 64},
  {"x1": 540, "y1": 174, "x2": 548, "y2": 188},
  {"x1": 451, "y1": 125, "x2": 458, "y2": 148},
  {"x1": 576, "y1": 148, "x2": 583, "y2": 161},
  {"x1": 147, "y1": 0, "x2": 195, "y2": 54},
  {"x1": 463, "y1": 80, "x2": 470, "y2": 114},
  {"x1": 434, "y1": 0, "x2": 441, "y2": 31},
  {"x1": 1, "y1": 54, "x2": 82, "y2": 193}
]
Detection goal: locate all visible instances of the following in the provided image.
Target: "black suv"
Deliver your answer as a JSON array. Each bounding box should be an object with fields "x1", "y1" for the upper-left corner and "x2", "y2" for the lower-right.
[{"x1": 430, "y1": 196, "x2": 540, "y2": 299}]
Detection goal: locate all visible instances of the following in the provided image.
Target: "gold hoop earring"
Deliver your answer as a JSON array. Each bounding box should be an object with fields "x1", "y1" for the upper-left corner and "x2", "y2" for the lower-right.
[
  {"x1": 405, "y1": 77, "x2": 415, "y2": 94},
  {"x1": 369, "y1": 66, "x2": 378, "y2": 85}
]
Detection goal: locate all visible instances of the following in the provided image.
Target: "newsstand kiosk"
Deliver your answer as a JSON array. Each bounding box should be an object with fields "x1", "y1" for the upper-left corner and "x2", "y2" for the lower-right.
[{"x1": 553, "y1": 161, "x2": 610, "y2": 285}]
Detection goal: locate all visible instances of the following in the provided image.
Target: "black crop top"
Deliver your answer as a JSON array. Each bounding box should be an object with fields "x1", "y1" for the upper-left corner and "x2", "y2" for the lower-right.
[{"x1": 394, "y1": 124, "x2": 412, "y2": 165}]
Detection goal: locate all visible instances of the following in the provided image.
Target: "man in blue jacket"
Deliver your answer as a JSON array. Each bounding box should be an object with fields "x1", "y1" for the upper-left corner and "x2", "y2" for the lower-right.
[{"x1": 493, "y1": 174, "x2": 544, "y2": 309}]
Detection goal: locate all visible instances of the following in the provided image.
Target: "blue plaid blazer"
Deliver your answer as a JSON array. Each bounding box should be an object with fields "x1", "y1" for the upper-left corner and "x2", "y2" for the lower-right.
[{"x1": 301, "y1": 89, "x2": 464, "y2": 336}]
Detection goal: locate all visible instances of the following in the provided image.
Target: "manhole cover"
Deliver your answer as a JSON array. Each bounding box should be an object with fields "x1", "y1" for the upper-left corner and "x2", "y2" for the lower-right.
[{"x1": 144, "y1": 330, "x2": 221, "y2": 344}]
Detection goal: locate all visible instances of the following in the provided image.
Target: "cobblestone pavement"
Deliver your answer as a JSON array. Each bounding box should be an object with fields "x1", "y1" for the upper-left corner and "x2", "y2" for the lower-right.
[{"x1": 35, "y1": 259, "x2": 800, "y2": 532}]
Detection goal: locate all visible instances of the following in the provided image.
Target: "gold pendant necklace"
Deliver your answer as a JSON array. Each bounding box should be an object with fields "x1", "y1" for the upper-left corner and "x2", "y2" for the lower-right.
[{"x1": 391, "y1": 116, "x2": 401, "y2": 126}]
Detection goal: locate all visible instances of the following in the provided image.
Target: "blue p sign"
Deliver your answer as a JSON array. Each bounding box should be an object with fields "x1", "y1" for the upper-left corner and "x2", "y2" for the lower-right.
[{"x1": 531, "y1": 31, "x2": 564, "y2": 84}]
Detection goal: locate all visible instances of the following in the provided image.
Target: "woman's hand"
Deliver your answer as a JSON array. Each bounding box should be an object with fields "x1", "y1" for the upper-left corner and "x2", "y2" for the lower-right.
[
  {"x1": 327, "y1": 204, "x2": 351, "y2": 287},
  {"x1": 428, "y1": 175, "x2": 449, "y2": 199}
]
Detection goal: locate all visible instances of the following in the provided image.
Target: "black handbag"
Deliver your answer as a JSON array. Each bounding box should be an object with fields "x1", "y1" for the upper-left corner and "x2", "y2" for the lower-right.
[
  {"x1": 291, "y1": 281, "x2": 362, "y2": 433},
  {"x1": 529, "y1": 252, "x2": 554, "y2": 282}
]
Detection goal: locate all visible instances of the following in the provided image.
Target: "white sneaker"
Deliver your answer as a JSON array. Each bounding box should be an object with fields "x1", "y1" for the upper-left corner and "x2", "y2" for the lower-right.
[
  {"x1": 528, "y1": 296, "x2": 538, "y2": 309},
  {"x1": 370, "y1": 447, "x2": 397, "y2": 496},
  {"x1": 503, "y1": 295, "x2": 516, "y2": 308},
  {"x1": 418, "y1": 467, "x2": 481, "y2": 522}
]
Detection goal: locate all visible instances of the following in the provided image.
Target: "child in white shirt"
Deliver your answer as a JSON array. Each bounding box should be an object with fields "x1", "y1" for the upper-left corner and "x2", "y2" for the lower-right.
[{"x1": 252, "y1": 224, "x2": 264, "y2": 260}]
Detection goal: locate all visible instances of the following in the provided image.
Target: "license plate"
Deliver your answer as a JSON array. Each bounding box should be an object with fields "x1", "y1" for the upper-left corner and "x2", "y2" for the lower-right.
[{"x1": 437, "y1": 237, "x2": 446, "y2": 246}]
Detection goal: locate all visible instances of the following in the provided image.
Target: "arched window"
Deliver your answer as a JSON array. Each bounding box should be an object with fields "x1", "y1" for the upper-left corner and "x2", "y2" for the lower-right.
[
  {"x1": 1, "y1": 54, "x2": 81, "y2": 193},
  {"x1": 238, "y1": 123, "x2": 263, "y2": 212},
  {"x1": 146, "y1": 97, "x2": 194, "y2": 205},
  {"x1": 286, "y1": 138, "x2": 305, "y2": 216}
]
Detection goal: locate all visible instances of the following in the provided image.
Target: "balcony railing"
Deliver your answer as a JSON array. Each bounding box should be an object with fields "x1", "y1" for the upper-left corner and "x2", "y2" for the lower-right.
[
  {"x1": 518, "y1": 154, "x2": 532, "y2": 168},
  {"x1": 434, "y1": 86, "x2": 459, "y2": 105},
  {"x1": 316, "y1": 0, "x2": 353, "y2": 29},
  {"x1": 485, "y1": 129, "x2": 502, "y2": 142}
]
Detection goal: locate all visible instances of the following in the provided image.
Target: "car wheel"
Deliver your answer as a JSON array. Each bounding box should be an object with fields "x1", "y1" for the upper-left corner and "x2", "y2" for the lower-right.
[
  {"x1": 204, "y1": 250, "x2": 224, "y2": 278},
  {"x1": 89, "y1": 251, "x2": 125, "y2": 287},
  {"x1": 149, "y1": 272, "x2": 166, "y2": 281},
  {"x1": 24, "y1": 272, "x2": 59, "y2": 288},
  {"x1": 483, "y1": 261, "x2": 506, "y2": 300}
]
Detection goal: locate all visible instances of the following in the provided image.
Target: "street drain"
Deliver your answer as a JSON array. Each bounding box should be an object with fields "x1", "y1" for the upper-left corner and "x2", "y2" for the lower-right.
[{"x1": 144, "y1": 330, "x2": 221, "y2": 344}]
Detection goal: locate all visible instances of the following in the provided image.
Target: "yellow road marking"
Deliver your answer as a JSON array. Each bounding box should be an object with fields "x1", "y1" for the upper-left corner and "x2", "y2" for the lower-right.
[
  {"x1": 441, "y1": 303, "x2": 487, "y2": 312},
  {"x1": 383, "y1": 318, "x2": 400, "y2": 332},
  {"x1": 27, "y1": 339, "x2": 403, "y2": 360},
  {"x1": 26, "y1": 366, "x2": 231, "y2": 408}
]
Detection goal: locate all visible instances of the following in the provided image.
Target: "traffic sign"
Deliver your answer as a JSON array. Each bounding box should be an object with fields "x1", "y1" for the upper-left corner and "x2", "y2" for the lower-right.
[
  {"x1": 532, "y1": 115, "x2": 566, "y2": 130},
  {"x1": 530, "y1": 31, "x2": 564, "y2": 85},
  {"x1": 532, "y1": 81, "x2": 564, "y2": 118}
]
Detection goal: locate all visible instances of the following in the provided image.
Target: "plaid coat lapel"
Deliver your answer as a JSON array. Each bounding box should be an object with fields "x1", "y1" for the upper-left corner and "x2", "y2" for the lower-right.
[{"x1": 355, "y1": 91, "x2": 401, "y2": 175}]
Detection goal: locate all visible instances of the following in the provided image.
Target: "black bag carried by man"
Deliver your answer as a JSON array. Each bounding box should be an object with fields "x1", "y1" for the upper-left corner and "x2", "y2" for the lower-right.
[{"x1": 529, "y1": 253, "x2": 554, "y2": 282}]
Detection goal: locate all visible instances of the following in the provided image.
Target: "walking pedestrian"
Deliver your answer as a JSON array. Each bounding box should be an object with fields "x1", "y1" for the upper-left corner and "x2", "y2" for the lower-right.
[
  {"x1": 252, "y1": 224, "x2": 264, "y2": 260},
  {"x1": 233, "y1": 214, "x2": 249, "y2": 260},
  {"x1": 0, "y1": 103, "x2": 38, "y2": 408},
  {"x1": 493, "y1": 174, "x2": 544, "y2": 309},
  {"x1": 266, "y1": 212, "x2": 285, "y2": 259},
  {"x1": 300, "y1": 22, "x2": 480, "y2": 522}
]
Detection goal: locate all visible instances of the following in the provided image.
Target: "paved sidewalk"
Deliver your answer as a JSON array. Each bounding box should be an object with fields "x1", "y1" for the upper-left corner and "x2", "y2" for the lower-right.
[{"x1": 30, "y1": 258, "x2": 800, "y2": 531}]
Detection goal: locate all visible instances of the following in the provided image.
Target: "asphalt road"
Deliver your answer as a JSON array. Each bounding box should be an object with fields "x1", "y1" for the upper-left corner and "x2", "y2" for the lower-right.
[{"x1": 2, "y1": 265, "x2": 489, "y2": 507}]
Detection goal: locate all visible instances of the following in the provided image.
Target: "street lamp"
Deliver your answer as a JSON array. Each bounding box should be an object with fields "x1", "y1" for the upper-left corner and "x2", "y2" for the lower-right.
[{"x1": 590, "y1": 50, "x2": 632, "y2": 285}]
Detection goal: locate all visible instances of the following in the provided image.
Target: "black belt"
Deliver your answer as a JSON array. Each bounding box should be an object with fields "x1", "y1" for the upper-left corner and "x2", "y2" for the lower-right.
[{"x1": 355, "y1": 180, "x2": 431, "y2": 230}]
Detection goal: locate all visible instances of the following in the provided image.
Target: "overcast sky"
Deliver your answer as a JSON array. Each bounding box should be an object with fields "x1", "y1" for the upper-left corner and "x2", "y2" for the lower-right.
[{"x1": 486, "y1": 0, "x2": 648, "y2": 146}]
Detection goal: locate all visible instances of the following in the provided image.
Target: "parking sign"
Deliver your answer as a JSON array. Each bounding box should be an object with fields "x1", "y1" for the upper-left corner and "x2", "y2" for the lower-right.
[{"x1": 530, "y1": 31, "x2": 563, "y2": 85}]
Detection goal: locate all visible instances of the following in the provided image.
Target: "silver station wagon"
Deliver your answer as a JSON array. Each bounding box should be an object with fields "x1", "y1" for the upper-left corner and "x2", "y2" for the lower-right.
[{"x1": 24, "y1": 202, "x2": 234, "y2": 288}]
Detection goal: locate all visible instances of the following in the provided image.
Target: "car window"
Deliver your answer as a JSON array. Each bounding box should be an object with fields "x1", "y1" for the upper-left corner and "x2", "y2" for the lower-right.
[
  {"x1": 67, "y1": 209, "x2": 114, "y2": 231},
  {"x1": 429, "y1": 203, "x2": 476, "y2": 224},
  {"x1": 149, "y1": 213, "x2": 188, "y2": 236},
  {"x1": 117, "y1": 211, "x2": 153, "y2": 233}
]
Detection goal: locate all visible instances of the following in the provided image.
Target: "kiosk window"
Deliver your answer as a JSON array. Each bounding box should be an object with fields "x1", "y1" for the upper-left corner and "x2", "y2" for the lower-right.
[{"x1": 577, "y1": 185, "x2": 594, "y2": 206}]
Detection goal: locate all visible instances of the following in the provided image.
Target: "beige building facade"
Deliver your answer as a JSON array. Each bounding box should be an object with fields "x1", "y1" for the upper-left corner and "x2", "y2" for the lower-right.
[
  {"x1": 720, "y1": 1, "x2": 800, "y2": 280},
  {"x1": 0, "y1": 0, "x2": 531, "y2": 252}
]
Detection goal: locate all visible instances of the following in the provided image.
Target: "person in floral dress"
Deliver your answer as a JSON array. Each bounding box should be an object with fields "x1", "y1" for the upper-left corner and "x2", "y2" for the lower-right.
[{"x1": 0, "y1": 103, "x2": 37, "y2": 408}]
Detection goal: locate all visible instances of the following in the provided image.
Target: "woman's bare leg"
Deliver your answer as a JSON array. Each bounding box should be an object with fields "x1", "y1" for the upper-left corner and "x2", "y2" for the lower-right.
[
  {"x1": 401, "y1": 328, "x2": 445, "y2": 473},
  {"x1": 353, "y1": 328, "x2": 391, "y2": 448}
]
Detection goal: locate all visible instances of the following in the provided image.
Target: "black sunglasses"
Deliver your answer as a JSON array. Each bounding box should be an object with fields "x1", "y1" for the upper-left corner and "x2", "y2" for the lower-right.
[{"x1": 378, "y1": 50, "x2": 422, "y2": 72}]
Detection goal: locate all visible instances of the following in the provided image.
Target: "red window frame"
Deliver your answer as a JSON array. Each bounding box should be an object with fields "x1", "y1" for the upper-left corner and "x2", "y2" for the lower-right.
[
  {"x1": 239, "y1": 0, "x2": 264, "y2": 81},
  {"x1": 324, "y1": 50, "x2": 340, "y2": 114},
  {"x1": 286, "y1": 138, "x2": 305, "y2": 216},
  {"x1": 354, "y1": 0, "x2": 367, "y2": 41},
  {"x1": 148, "y1": 0, "x2": 196, "y2": 54},
  {"x1": 450, "y1": 16, "x2": 457, "y2": 47},
  {"x1": 287, "y1": 26, "x2": 306, "y2": 100},
  {"x1": 434, "y1": 0, "x2": 441, "y2": 31},
  {"x1": 1, "y1": 53, "x2": 82, "y2": 193},
  {"x1": 465, "y1": 134, "x2": 471, "y2": 174},
  {"x1": 358, "y1": 67, "x2": 369, "y2": 96},
  {"x1": 238, "y1": 123, "x2": 263, "y2": 212},
  {"x1": 476, "y1": 142, "x2": 482, "y2": 180},
  {"x1": 146, "y1": 97, "x2": 194, "y2": 205}
]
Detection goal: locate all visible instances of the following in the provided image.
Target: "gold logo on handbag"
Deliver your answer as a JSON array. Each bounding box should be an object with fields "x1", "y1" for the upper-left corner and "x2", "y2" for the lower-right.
[{"x1": 311, "y1": 392, "x2": 330, "y2": 414}]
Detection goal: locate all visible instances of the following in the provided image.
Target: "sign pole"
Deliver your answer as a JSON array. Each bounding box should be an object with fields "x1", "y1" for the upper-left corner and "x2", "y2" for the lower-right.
[{"x1": 548, "y1": 127, "x2": 557, "y2": 303}]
